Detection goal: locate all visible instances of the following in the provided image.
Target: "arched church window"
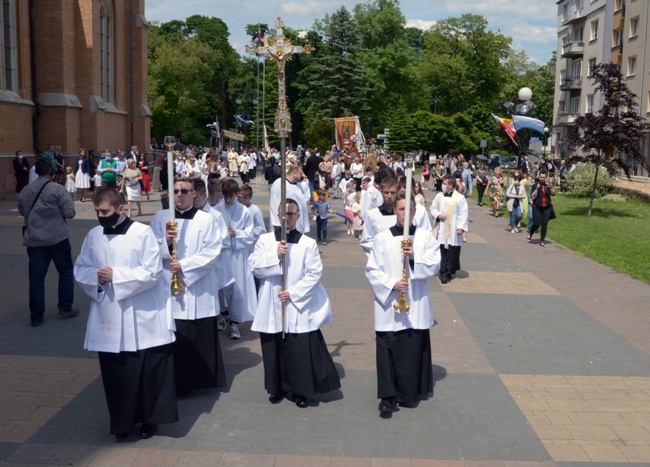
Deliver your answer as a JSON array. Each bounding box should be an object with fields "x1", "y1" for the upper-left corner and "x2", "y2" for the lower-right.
[
  {"x1": 99, "y1": 0, "x2": 114, "y2": 103},
  {"x1": 0, "y1": 0, "x2": 17, "y2": 91}
]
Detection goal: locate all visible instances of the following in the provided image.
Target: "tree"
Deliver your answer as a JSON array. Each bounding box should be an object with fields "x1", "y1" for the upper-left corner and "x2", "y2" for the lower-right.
[
  {"x1": 567, "y1": 62, "x2": 650, "y2": 215},
  {"x1": 296, "y1": 7, "x2": 372, "y2": 148},
  {"x1": 420, "y1": 14, "x2": 512, "y2": 115},
  {"x1": 148, "y1": 16, "x2": 242, "y2": 145}
]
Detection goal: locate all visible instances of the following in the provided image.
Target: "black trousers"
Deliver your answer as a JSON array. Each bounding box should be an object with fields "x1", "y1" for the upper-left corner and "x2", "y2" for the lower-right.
[
  {"x1": 375, "y1": 329, "x2": 432, "y2": 404},
  {"x1": 98, "y1": 344, "x2": 178, "y2": 434}
]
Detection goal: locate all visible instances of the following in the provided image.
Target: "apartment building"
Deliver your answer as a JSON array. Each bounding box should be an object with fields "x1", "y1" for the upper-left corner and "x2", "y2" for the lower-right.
[
  {"x1": 554, "y1": 0, "x2": 650, "y2": 175},
  {"x1": 0, "y1": 0, "x2": 151, "y2": 197}
]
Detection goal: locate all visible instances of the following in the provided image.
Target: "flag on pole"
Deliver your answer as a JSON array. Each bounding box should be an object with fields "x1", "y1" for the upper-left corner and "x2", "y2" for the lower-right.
[
  {"x1": 257, "y1": 25, "x2": 263, "y2": 47},
  {"x1": 512, "y1": 115, "x2": 546, "y2": 134},
  {"x1": 263, "y1": 124, "x2": 271, "y2": 153},
  {"x1": 491, "y1": 113, "x2": 518, "y2": 147}
]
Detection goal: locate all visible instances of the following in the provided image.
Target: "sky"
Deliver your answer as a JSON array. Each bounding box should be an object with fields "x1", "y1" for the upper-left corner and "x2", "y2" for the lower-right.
[{"x1": 145, "y1": 0, "x2": 557, "y2": 65}]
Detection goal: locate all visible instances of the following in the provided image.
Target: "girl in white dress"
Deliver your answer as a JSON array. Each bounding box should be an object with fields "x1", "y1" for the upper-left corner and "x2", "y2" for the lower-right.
[{"x1": 65, "y1": 166, "x2": 76, "y2": 201}]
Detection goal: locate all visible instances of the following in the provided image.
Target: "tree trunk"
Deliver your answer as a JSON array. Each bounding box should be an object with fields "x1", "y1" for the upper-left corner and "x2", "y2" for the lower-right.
[{"x1": 588, "y1": 162, "x2": 599, "y2": 216}]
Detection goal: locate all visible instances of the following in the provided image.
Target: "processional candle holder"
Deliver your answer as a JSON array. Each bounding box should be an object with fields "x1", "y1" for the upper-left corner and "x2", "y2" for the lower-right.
[{"x1": 164, "y1": 136, "x2": 184, "y2": 296}]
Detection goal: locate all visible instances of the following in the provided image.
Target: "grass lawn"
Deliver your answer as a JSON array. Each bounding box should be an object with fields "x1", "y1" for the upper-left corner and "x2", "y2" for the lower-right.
[
  {"x1": 463, "y1": 188, "x2": 650, "y2": 284},
  {"x1": 548, "y1": 194, "x2": 650, "y2": 284}
]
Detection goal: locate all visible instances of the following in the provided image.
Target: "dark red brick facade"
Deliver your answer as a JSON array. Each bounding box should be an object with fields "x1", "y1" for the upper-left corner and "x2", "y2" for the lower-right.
[{"x1": 0, "y1": 0, "x2": 149, "y2": 198}]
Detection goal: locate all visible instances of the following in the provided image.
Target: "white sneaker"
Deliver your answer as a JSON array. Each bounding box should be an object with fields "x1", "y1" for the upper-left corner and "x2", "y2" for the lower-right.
[
  {"x1": 229, "y1": 323, "x2": 241, "y2": 340},
  {"x1": 217, "y1": 314, "x2": 230, "y2": 331},
  {"x1": 511, "y1": 229, "x2": 516, "y2": 234}
]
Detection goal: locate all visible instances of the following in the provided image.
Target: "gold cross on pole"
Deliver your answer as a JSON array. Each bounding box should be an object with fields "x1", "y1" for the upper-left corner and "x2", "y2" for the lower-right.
[{"x1": 246, "y1": 17, "x2": 314, "y2": 339}]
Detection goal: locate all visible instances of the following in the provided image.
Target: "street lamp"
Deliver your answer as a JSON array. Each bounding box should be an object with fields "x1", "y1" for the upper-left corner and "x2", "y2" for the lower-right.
[
  {"x1": 503, "y1": 87, "x2": 537, "y2": 172},
  {"x1": 543, "y1": 126, "x2": 549, "y2": 158}
]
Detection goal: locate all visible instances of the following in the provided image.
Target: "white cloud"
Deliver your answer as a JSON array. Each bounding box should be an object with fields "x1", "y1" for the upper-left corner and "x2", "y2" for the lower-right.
[
  {"x1": 405, "y1": 19, "x2": 436, "y2": 31},
  {"x1": 511, "y1": 25, "x2": 557, "y2": 45},
  {"x1": 443, "y1": 0, "x2": 555, "y2": 22},
  {"x1": 281, "y1": 1, "x2": 340, "y2": 17}
]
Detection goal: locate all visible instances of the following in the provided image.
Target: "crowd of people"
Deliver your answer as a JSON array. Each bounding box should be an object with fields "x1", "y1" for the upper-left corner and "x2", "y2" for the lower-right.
[{"x1": 16, "y1": 138, "x2": 563, "y2": 439}]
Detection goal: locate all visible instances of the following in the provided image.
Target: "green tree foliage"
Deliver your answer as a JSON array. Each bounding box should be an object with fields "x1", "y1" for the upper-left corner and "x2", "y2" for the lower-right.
[
  {"x1": 421, "y1": 14, "x2": 512, "y2": 115},
  {"x1": 296, "y1": 7, "x2": 372, "y2": 149},
  {"x1": 567, "y1": 62, "x2": 650, "y2": 215},
  {"x1": 148, "y1": 16, "x2": 240, "y2": 146}
]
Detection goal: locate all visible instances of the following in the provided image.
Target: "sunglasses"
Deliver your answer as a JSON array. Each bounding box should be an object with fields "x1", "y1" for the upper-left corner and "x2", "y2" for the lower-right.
[{"x1": 173, "y1": 189, "x2": 194, "y2": 195}]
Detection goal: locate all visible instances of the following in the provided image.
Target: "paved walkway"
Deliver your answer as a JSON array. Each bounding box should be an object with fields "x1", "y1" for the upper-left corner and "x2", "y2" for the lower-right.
[{"x1": 0, "y1": 176, "x2": 648, "y2": 466}]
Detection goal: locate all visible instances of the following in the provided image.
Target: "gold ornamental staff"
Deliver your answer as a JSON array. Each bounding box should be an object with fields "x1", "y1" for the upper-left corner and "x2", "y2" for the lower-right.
[
  {"x1": 393, "y1": 158, "x2": 413, "y2": 314},
  {"x1": 164, "y1": 136, "x2": 184, "y2": 295},
  {"x1": 246, "y1": 17, "x2": 314, "y2": 338}
]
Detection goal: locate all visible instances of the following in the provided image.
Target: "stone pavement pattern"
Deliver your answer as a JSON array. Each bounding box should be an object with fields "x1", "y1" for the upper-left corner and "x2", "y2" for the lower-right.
[{"x1": 0, "y1": 176, "x2": 648, "y2": 466}]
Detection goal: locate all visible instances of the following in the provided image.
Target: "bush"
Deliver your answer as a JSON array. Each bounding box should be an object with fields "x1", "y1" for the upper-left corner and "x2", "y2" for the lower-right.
[{"x1": 565, "y1": 162, "x2": 615, "y2": 197}]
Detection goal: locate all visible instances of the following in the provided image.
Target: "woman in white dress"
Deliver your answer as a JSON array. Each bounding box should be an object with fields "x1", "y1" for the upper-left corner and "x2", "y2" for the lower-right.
[
  {"x1": 120, "y1": 159, "x2": 142, "y2": 217},
  {"x1": 74, "y1": 149, "x2": 92, "y2": 202}
]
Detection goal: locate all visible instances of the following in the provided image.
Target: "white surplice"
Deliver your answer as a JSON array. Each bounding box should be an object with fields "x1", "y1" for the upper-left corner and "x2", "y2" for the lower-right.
[
  {"x1": 247, "y1": 203, "x2": 267, "y2": 253},
  {"x1": 150, "y1": 209, "x2": 222, "y2": 320},
  {"x1": 360, "y1": 204, "x2": 431, "y2": 255},
  {"x1": 74, "y1": 221, "x2": 175, "y2": 353},
  {"x1": 250, "y1": 231, "x2": 332, "y2": 334},
  {"x1": 214, "y1": 200, "x2": 257, "y2": 323},
  {"x1": 365, "y1": 228, "x2": 441, "y2": 332},
  {"x1": 429, "y1": 191, "x2": 469, "y2": 247},
  {"x1": 269, "y1": 178, "x2": 311, "y2": 233},
  {"x1": 201, "y1": 203, "x2": 234, "y2": 290}
]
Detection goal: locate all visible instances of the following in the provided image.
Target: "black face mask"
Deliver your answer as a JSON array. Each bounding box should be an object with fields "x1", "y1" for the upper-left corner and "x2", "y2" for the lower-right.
[{"x1": 98, "y1": 212, "x2": 121, "y2": 228}]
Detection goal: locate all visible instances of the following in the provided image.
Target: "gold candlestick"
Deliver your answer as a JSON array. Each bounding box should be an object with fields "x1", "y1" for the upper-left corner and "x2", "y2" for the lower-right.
[
  {"x1": 393, "y1": 239, "x2": 411, "y2": 314},
  {"x1": 167, "y1": 221, "x2": 185, "y2": 295}
]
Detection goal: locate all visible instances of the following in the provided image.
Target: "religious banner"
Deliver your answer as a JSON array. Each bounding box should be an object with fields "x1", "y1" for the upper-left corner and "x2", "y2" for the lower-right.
[
  {"x1": 335, "y1": 117, "x2": 365, "y2": 163},
  {"x1": 223, "y1": 129, "x2": 246, "y2": 142}
]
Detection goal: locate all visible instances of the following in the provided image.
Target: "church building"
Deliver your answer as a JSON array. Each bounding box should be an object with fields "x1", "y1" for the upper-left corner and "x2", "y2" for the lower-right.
[{"x1": 0, "y1": 0, "x2": 150, "y2": 197}]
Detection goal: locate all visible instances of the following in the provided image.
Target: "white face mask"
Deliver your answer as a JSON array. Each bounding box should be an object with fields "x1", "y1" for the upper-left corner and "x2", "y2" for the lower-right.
[{"x1": 17, "y1": 155, "x2": 23, "y2": 159}]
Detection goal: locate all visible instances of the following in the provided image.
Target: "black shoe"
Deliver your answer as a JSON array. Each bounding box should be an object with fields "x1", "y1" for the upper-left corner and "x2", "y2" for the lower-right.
[
  {"x1": 115, "y1": 432, "x2": 130, "y2": 440},
  {"x1": 378, "y1": 397, "x2": 396, "y2": 413},
  {"x1": 31, "y1": 315, "x2": 44, "y2": 327},
  {"x1": 269, "y1": 391, "x2": 286, "y2": 404},
  {"x1": 139, "y1": 423, "x2": 157, "y2": 439},
  {"x1": 440, "y1": 275, "x2": 450, "y2": 284},
  {"x1": 294, "y1": 395, "x2": 308, "y2": 408}
]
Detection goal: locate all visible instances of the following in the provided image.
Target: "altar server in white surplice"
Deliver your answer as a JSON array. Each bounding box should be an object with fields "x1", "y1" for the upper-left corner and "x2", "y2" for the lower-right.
[
  {"x1": 192, "y1": 179, "x2": 235, "y2": 293},
  {"x1": 250, "y1": 198, "x2": 341, "y2": 409},
  {"x1": 214, "y1": 178, "x2": 257, "y2": 340},
  {"x1": 429, "y1": 174, "x2": 468, "y2": 284},
  {"x1": 74, "y1": 187, "x2": 177, "y2": 440},
  {"x1": 366, "y1": 192, "x2": 441, "y2": 418},
  {"x1": 269, "y1": 163, "x2": 310, "y2": 233},
  {"x1": 150, "y1": 177, "x2": 226, "y2": 394},
  {"x1": 360, "y1": 176, "x2": 431, "y2": 256}
]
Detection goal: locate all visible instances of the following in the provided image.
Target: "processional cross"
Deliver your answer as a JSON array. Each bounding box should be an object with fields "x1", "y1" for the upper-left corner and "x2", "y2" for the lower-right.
[{"x1": 246, "y1": 17, "x2": 314, "y2": 338}]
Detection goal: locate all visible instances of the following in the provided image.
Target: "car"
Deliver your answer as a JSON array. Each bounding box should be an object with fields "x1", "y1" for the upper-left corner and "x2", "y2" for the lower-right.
[{"x1": 498, "y1": 156, "x2": 518, "y2": 170}]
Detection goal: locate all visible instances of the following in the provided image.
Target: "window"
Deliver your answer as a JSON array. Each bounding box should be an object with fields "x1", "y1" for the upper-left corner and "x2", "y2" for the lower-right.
[
  {"x1": 590, "y1": 20, "x2": 599, "y2": 41},
  {"x1": 628, "y1": 56, "x2": 637, "y2": 76},
  {"x1": 586, "y1": 94, "x2": 594, "y2": 113},
  {"x1": 0, "y1": 0, "x2": 17, "y2": 92},
  {"x1": 615, "y1": 0, "x2": 623, "y2": 11},
  {"x1": 573, "y1": 27, "x2": 583, "y2": 42},
  {"x1": 613, "y1": 28, "x2": 624, "y2": 47},
  {"x1": 571, "y1": 61, "x2": 582, "y2": 81},
  {"x1": 630, "y1": 17, "x2": 639, "y2": 38},
  {"x1": 588, "y1": 58, "x2": 596, "y2": 76},
  {"x1": 570, "y1": 96, "x2": 580, "y2": 113},
  {"x1": 99, "y1": 0, "x2": 114, "y2": 103},
  {"x1": 563, "y1": 4, "x2": 569, "y2": 22}
]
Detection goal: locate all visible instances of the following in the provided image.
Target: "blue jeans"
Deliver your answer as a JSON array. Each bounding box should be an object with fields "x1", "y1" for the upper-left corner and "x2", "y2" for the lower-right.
[
  {"x1": 27, "y1": 239, "x2": 74, "y2": 318},
  {"x1": 509, "y1": 205, "x2": 522, "y2": 230},
  {"x1": 316, "y1": 217, "x2": 328, "y2": 241}
]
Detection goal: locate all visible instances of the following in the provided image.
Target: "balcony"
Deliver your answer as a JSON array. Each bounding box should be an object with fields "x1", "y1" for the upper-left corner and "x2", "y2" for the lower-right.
[
  {"x1": 557, "y1": 113, "x2": 579, "y2": 125},
  {"x1": 562, "y1": 11, "x2": 584, "y2": 25},
  {"x1": 559, "y1": 78, "x2": 583, "y2": 91},
  {"x1": 562, "y1": 41, "x2": 584, "y2": 58}
]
